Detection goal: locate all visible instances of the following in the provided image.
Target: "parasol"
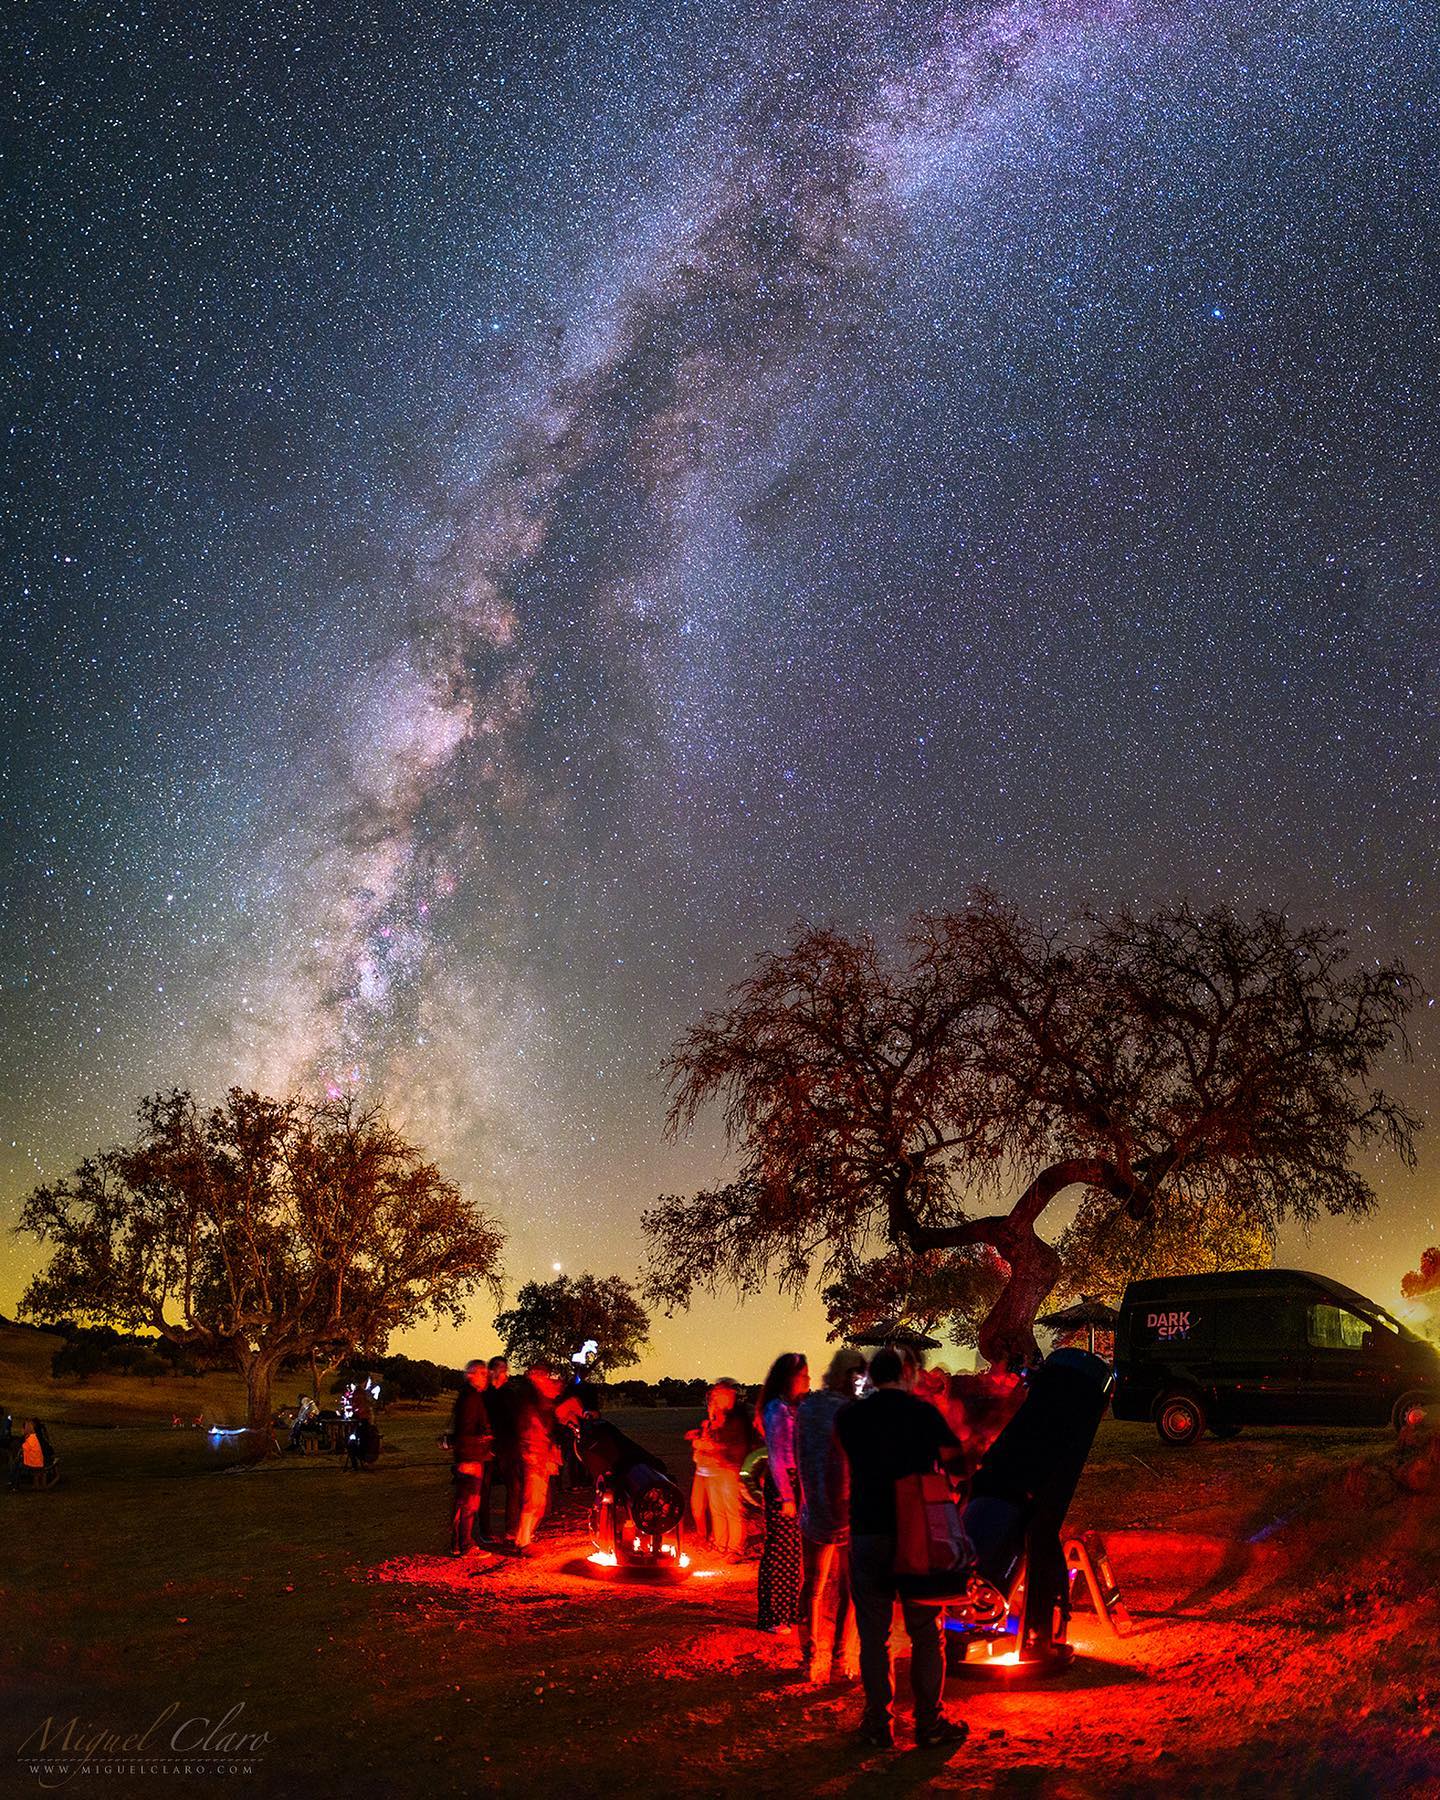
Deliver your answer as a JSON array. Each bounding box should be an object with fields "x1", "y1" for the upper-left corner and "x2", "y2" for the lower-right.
[
  {"x1": 1036, "y1": 1297, "x2": 1119, "y2": 1355},
  {"x1": 846, "y1": 1323, "x2": 942, "y2": 1351}
]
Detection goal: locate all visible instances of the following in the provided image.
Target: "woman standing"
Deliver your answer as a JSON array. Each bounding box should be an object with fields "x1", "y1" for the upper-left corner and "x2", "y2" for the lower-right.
[
  {"x1": 756, "y1": 1352, "x2": 809, "y2": 1633},
  {"x1": 687, "y1": 1379, "x2": 753, "y2": 1560}
]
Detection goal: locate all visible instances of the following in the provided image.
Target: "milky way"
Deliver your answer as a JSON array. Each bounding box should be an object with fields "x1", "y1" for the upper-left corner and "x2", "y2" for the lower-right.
[
  {"x1": 262, "y1": 1, "x2": 1144, "y2": 1101},
  {"x1": 6, "y1": 0, "x2": 1438, "y2": 1371}
]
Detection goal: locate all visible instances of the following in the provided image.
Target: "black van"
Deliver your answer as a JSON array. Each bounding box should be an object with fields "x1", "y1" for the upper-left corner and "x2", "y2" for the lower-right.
[{"x1": 1112, "y1": 1269, "x2": 1440, "y2": 1444}]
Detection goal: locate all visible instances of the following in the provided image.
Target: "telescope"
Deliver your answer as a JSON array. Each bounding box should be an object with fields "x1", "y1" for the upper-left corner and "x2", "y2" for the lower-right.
[
  {"x1": 574, "y1": 1418, "x2": 690, "y2": 1582},
  {"x1": 946, "y1": 1347, "x2": 1115, "y2": 1675}
]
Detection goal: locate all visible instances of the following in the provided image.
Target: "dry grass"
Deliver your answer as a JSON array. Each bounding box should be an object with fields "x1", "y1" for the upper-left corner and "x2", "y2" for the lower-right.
[{"x1": 1, "y1": 1323, "x2": 256, "y2": 1429}]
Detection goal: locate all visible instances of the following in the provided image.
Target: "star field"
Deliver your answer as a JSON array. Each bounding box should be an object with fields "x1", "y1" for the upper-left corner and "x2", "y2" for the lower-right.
[{"x1": 4, "y1": 0, "x2": 1438, "y2": 1375}]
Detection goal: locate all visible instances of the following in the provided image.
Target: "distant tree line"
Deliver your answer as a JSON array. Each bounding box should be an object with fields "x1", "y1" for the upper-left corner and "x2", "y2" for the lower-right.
[
  {"x1": 40, "y1": 1321, "x2": 210, "y2": 1383},
  {"x1": 21, "y1": 1320, "x2": 718, "y2": 1408},
  {"x1": 35, "y1": 1329, "x2": 478, "y2": 1406},
  {"x1": 606, "y1": 1376, "x2": 712, "y2": 1409},
  {"x1": 326, "y1": 1352, "x2": 469, "y2": 1404}
]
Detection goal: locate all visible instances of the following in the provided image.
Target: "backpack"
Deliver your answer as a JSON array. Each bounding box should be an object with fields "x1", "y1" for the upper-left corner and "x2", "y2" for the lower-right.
[{"x1": 892, "y1": 1471, "x2": 977, "y2": 1602}]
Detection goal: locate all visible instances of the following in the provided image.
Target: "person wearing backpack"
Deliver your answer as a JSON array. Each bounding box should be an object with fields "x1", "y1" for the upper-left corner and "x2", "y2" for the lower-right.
[{"x1": 834, "y1": 1347, "x2": 968, "y2": 1752}]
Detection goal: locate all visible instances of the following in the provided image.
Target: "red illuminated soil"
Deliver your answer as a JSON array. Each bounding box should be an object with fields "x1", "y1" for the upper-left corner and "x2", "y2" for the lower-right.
[
  {"x1": 366, "y1": 1460, "x2": 1440, "y2": 1798},
  {"x1": 5, "y1": 1359, "x2": 1439, "y2": 1800}
]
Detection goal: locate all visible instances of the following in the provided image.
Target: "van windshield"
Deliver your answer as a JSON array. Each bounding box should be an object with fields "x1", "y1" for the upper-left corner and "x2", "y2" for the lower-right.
[{"x1": 1351, "y1": 1300, "x2": 1425, "y2": 1347}]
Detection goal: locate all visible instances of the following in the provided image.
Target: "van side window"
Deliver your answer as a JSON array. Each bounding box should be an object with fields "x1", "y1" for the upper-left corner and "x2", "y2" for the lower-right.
[{"x1": 1307, "y1": 1304, "x2": 1368, "y2": 1351}]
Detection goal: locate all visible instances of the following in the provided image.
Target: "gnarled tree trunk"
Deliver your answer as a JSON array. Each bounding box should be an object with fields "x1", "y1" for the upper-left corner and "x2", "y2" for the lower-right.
[
  {"x1": 974, "y1": 1219, "x2": 1064, "y2": 1369},
  {"x1": 892, "y1": 1158, "x2": 1135, "y2": 1369}
]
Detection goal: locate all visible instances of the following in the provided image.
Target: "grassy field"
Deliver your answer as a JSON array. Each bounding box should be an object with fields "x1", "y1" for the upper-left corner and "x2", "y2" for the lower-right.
[
  {"x1": 4, "y1": 1325, "x2": 1440, "y2": 1798},
  {"x1": 1, "y1": 1322, "x2": 273, "y2": 1434}
]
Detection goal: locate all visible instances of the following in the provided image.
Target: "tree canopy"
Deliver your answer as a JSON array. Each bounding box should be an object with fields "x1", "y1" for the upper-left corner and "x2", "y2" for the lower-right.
[
  {"x1": 494, "y1": 1272, "x2": 651, "y2": 1373},
  {"x1": 16, "y1": 1089, "x2": 506, "y2": 1431},
  {"x1": 1401, "y1": 1247, "x2": 1440, "y2": 1343},
  {"x1": 1054, "y1": 1184, "x2": 1275, "y2": 1306},
  {"x1": 643, "y1": 892, "x2": 1419, "y2": 1366}
]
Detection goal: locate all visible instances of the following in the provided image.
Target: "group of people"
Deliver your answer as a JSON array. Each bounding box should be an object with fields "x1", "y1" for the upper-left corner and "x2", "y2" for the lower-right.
[
  {"x1": 754, "y1": 1345, "x2": 984, "y2": 1751},
  {"x1": 435, "y1": 1340, "x2": 1011, "y2": 1747},
  {"x1": 11, "y1": 1335, "x2": 1010, "y2": 1747},
  {"x1": 447, "y1": 1356, "x2": 583, "y2": 1556},
  {"x1": 280, "y1": 1379, "x2": 387, "y2": 1466}
]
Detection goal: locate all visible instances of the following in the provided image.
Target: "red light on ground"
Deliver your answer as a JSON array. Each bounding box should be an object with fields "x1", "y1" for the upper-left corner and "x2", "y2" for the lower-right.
[
  {"x1": 949, "y1": 1639, "x2": 1082, "y2": 1682},
  {"x1": 570, "y1": 1549, "x2": 692, "y2": 1584}
]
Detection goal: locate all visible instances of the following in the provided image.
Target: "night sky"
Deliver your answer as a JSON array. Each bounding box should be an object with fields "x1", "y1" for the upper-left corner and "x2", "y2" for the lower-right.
[{"x1": 5, "y1": 0, "x2": 1437, "y2": 1378}]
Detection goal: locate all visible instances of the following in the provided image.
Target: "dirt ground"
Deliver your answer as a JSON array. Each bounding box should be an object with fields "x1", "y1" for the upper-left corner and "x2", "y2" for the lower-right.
[{"x1": 4, "y1": 1331, "x2": 1439, "y2": 1797}]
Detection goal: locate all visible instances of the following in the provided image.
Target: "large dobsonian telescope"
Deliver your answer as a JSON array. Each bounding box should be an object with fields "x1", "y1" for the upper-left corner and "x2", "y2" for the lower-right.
[{"x1": 945, "y1": 1347, "x2": 1116, "y2": 1673}]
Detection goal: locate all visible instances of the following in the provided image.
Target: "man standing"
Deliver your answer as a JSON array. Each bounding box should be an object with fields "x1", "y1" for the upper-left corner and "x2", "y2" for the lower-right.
[
  {"x1": 448, "y1": 1360, "x2": 494, "y2": 1555},
  {"x1": 480, "y1": 1355, "x2": 514, "y2": 1542},
  {"x1": 796, "y1": 1349, "x2": 865, "y2": 1681},
  {"x1": 835, "y1": 1347, "x2": 968, "y2": 1751},
  {"x1": 510, "y1": 1363, "x2": 564, "y2": 1552}
]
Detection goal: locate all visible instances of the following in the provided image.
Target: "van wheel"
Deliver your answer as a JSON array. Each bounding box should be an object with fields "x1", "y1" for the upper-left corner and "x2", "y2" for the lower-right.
[
  {"x1": 1156, "y1": 1392, "x2": 1207, "y2": 1445},
  {"x1": 1393, "y1": 1392, "x2": 1434, "y2": 1433}
]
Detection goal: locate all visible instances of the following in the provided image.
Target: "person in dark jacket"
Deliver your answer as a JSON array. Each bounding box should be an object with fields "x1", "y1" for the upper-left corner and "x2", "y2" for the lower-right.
[
  {"x1": 448, "y1": 1361, "x2": 494, "y2": 1553},
  {"x1": 481, "y1": 1356, "x2": 519, "y2": 1541},
  {"x1": 835, "y1": 1347, "x2": 967, "y2": 1751}
]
